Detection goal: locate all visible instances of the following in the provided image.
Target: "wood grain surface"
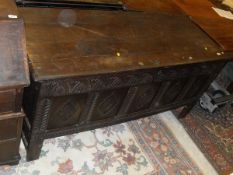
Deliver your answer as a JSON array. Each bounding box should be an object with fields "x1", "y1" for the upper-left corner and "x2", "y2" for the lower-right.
[
  {"x1": 174, "y1": 0, "x2": 233, "y2": 51},
  {"x1": 19, "y1": 8, "x2": 229, "y2": 81},
  {"x1": 0, "y1": 1, "x2": 29, "y2": 89}
]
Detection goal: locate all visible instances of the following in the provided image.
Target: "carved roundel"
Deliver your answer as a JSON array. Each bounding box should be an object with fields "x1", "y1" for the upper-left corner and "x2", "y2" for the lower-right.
[
  {"x1": 47, "y1": 94, "x2": 87, "y2": 129},
  {"x1": 128, "y1": 83, "x2": 159, "y2": 113},
  {"x1": 97, "y1": 92, "x2": 120, "y2": 117},
  {"x1": 89, "y1": 88, "x2": 128, "y2": 121}
]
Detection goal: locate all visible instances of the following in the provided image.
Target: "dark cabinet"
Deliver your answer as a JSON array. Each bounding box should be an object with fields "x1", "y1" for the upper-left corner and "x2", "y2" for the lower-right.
[{"x1": 0, "y1": 1, "x2": 29, "y2": 165}]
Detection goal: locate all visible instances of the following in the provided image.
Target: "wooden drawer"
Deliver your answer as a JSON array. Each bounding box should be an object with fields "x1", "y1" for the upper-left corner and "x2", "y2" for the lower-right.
[
  {"x1": 0, "y1": 117, "x2": 19, "y2": 140},
  {"x1": 0, "y1": 140, "x2": 20, "y2": 164},
  {"x1": 0, "y1": 113, "x2": 23, "y2": 140},
  {"x1": 0, "y1": 112, "x2": 23, "y2": 165},
  {"x1": 0, "y1": 89, "x2": 23, "y2": 114},
  {"x1": 0, "y1": 90, "x2": 15, "y2": 114}
]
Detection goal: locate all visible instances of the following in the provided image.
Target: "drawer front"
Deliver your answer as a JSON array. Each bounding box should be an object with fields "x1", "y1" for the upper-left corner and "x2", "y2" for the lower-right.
[
  {"x1": 0, "y1": 140, "x2": 19, "y2": 163},
  {"x1": 0, "y1": 89, "x2": 23, "y2": 114},
  {"x1": 0, "y1": 90, "x2": 15, "y2": 114},
  {"x1": 0, "y1": 114, "x2": 23, "y2": 141}
]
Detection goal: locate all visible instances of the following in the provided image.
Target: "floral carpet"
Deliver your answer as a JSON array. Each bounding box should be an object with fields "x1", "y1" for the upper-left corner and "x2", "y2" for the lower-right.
[
  {"x1": 181, "y1": 105, "x2": 233, "y2": 175},
  {"x1": 179, "y1": 70, "x2": 233, "y2": 175},
  {"x1": 0, "y1": 113, "x2": 208, "y2": 175}
]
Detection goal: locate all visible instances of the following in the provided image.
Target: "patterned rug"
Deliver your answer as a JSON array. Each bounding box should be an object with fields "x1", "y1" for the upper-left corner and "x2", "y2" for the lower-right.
[
  {"x1": 0, "y1": 113, "x2": 210, "y2": 175},
  {"x1": 180, "y1": 105, "x2": 233, "y2": 175},
  {"x1": 179, "y1": 70, "x2": 233, "y2": 175}
]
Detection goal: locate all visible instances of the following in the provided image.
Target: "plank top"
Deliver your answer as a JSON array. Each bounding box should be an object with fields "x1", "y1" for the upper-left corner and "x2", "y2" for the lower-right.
[
  {"x1": 173, "y1": 0, "x2": 233, "y2": 51},
  {"x1": 19, "y1": 7, "x2": 231, "y2": 81},
  {"x1": 0, "y1": 1, "x2": 29, "y2": 89}
]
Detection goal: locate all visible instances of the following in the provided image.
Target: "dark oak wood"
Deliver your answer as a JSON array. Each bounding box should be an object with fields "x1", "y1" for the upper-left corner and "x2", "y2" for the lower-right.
[
  {"x1": 0, "y1": 0, "x2": 29, "y2": 165},
  {"x1": 23, "y1": 61, "x2": 227, "y2": 161},
  {"x1": 19, "y1": 5, "x2": 233, "y2": 161},
  {"x1": 19, "y1": 8, "x2": 229, "y2": 81}
]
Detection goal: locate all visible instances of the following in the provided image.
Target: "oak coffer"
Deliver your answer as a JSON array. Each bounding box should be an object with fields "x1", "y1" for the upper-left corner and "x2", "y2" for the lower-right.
[
  {"x1": 0, "y1": 0, "x2": 29, "y2": 165},
  {"x1": 18, "y1": 1, "x2": 233, "y2": 161}
]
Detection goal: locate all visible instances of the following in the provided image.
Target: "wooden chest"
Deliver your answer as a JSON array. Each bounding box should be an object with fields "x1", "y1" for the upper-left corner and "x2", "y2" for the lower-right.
[
  {"x1": 0, "y1": 0, "x2": 29, "y2": 165},
  {"x1": 19, "y1": 1, "x2": 232, "y2": 161}
]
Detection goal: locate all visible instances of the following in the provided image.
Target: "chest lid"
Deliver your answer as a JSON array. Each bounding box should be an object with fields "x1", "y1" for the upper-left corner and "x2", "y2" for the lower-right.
[{"x1": 19, "y1": 7, "x2": 230, "y2": 81}]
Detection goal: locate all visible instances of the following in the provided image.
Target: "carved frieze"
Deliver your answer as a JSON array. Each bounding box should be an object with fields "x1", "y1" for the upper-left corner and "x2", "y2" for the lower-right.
[{"x1": 40, "y1": 72, "x2": 154, "y2": 97}]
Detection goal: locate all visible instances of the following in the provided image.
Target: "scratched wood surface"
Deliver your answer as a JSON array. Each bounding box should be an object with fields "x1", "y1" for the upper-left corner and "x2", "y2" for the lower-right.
[
  {"x1": 173, "y1": 0, "x2": 233, "y2": 51},
  {"x1": 0, "y1": 0, "x2": 28, "y2": 166},
  {"x1": 19, "y1": 7, "x2": 231, "y2": 81},
  {"x1": 0, "y1": 1, "x2": 29, "y2": 89}
]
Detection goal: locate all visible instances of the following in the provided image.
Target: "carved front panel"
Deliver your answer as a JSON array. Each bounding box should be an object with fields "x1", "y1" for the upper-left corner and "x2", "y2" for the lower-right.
[
  {"x1": 40, "y1": 72, "x2": 153, "y2": 97},
  {"x1": 128, "y1": 83, "x2": 160, "y2": 113},
  {"x1": 88, "y1": 88, "x2": 128, "y2": 122},
  {"x1": 47, "y1": 94, "x2": 88, "y2": 130},
  {"x1": 158, "y1": 78, "x2": 188, "y2": 105},
  {"x1": 184, "y1": 75, "x2": 209, "y2": 99}
]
